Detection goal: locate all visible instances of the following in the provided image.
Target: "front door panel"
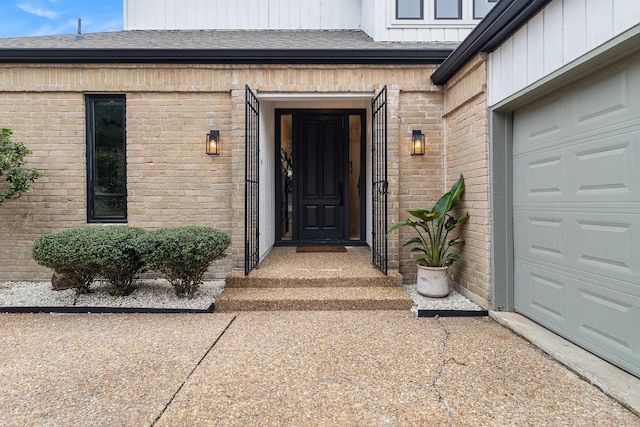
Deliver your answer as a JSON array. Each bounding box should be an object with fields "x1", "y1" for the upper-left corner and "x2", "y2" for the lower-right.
[{"x1": 296, "y1": 114, "x2": 345, "y2": 241}]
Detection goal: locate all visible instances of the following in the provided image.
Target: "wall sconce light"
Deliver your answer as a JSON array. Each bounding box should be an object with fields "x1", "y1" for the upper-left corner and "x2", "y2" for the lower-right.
[
  {"x1": 206, "y1": 130, "x2": 220, "y2": 155},
  {"x1": 411, "y1": 130, "x2": 425, "y2": 156}
]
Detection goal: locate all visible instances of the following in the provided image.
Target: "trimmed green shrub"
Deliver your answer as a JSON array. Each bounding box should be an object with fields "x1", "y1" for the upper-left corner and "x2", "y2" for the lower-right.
[
  {"x1": 91, "y1": 226, "x2": 148, "y2": 296},
  {"x1": 32, "y1": 227, "x2": 103, "y2": 293},
  {"x1": 32, "y1": 226, "x2": 148, "y2": 295},
  {"x1": 136, "y1": 226, "x2": 230, "y2": 298}
]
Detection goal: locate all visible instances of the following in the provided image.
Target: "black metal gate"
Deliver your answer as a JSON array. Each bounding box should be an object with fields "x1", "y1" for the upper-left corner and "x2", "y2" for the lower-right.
[
  {"x1": 245, "y1": 85, "x2": 260, "y2": 275},
  {"x1": 372, "y1": 86, "x2": 388, "y2": 274}
]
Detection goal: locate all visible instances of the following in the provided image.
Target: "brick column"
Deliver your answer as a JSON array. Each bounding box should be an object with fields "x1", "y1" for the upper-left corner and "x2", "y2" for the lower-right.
[{"x1": 229, "y1": 87, "x2": 247, "y2": 272}]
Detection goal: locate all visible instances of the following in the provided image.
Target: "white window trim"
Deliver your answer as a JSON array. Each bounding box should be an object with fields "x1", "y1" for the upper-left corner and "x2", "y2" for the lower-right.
[{"x1": 387, "y1": 0, "x2": 486, "y2": 28}]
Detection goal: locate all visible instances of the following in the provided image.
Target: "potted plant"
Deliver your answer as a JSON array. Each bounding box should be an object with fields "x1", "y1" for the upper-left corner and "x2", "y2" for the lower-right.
[{"x1": 389, "y1": 174, "x2": 469, "y2": 297}]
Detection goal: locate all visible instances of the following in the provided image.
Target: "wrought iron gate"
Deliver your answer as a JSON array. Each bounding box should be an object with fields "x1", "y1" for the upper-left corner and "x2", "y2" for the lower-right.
[
  {"x1": 372, "y1": 86, "x2": 388, "y2": 274},
  {"x1": 245, "y1": 85, "x2": 260, "y2": 275}
]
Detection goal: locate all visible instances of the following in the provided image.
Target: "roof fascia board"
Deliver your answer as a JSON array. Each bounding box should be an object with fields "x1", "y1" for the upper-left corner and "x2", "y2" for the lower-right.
[
  {"x1": 431, "y1": 0, "x2": 552, "y2": 85},
  {"x1": 0, "y1": 48, "x2": 453, "y2": 65}
]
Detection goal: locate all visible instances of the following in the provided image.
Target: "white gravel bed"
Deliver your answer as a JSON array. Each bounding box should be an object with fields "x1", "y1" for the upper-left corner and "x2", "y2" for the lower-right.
[
  {"x1": 2, "y1": 280, "x2": 483, "y2": 313},
  {"x1": 0, "y1": 281, "x2": 76, "y2": 307},
  {"x1": 0, "y1": 279, "x2": 224, "y2": 311},
  {"x1": 403, "y1": 284, "x2": 485, "y2": 314}
]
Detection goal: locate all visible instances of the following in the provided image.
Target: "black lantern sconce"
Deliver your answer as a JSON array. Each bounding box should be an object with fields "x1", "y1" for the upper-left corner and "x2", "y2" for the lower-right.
[
  {"x1": 411, "y1": 130, "x2": 425, "y2": 156},
  {"x1": 206, "y1": 130, "x2": 220, "y2": 155}
]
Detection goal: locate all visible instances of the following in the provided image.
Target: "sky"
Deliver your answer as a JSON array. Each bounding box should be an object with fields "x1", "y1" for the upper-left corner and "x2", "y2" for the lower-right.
[{"x1": 0, "y1": 0, "x2": 123, "y2": 39}]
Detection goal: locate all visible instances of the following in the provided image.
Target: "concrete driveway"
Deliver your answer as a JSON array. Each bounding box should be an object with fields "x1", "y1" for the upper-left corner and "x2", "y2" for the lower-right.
[{"x1": 0, "y1": 311, "x2": 638, "y2": 426}]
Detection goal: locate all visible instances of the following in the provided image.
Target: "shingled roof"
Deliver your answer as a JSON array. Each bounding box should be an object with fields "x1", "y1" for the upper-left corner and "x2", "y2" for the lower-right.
[{"x1": 0, "y1": 30, "x2": 457, "y2": 64}]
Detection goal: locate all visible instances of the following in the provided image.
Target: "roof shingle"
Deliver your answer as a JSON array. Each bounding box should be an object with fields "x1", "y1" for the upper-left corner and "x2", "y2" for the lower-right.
[{"x1": 0, "y1": 29, "x2": 458, "y2": 50}]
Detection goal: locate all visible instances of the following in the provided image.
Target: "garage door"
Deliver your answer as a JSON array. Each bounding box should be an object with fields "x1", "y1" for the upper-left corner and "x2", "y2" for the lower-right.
[{"x1": 513, "y1": 53, "x2": 640, "y2": 377}]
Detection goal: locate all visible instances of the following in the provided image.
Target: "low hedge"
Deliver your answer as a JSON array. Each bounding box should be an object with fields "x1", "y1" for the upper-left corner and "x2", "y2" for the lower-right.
[
  {"x1": 32, "y1": 227, "x2": 103, "y2": 293},
  {"x1": 32, "y1": 226, "x2": 148, "y2": 295},
  {"x1": 92, "y1": 226, "x2": 148, "y2": 295},
  {"x1": 32, "y1": 225, "x2": 230, "y2": 298},
  {"x1": 136, "y1": 226, "x2": 230, "y2": 297}
]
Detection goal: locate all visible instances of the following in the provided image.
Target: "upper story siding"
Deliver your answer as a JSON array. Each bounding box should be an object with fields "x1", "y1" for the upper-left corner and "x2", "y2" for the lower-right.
[
  {"x1": 124, "y1": 0, "x2": 497, "y2": 43},
  {"x1": 488, "y1": 0, "x2": 640, "y2": 106},
  {"x1": 124, "y1": 0, "x2": 362, "y2": 31}
]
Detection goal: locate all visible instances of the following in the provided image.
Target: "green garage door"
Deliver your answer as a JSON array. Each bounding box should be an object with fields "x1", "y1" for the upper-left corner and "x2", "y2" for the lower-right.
[{"x1": 513, "y1": 53, "x2": 640, "y2": 377}]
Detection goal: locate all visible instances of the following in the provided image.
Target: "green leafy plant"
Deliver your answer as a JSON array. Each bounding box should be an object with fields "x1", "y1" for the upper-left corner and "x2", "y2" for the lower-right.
[
  {"x1": 32, "y1": 227, "x2": 103, "y2": 293},
  {"x1": 0, "y1": 128, "x2": 41, "y2": 203},
  {"x1": 136, "y1": 226, "x2": 230, "y2": 298},
  {"x1": 33, "y1": 225, "x2": 229, "y2": 298},
  {"x1": 91, "y1": 226, "x2": 148, "y2": 296},
  {"x1": 32, "y1": 226, "x2": 148, "y2": 295},
  {"x1": 389, "y1": 174, "x2": 469, "y2": 267}
]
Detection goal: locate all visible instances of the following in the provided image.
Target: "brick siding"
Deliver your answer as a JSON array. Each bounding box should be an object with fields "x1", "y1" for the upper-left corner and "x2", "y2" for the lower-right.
[
  {"x1": 1, "y1": 60, "x2": 492, "y2": 308},
  {"x1": 1, "y1": 63, "x2": 463, "y2": 283},
  {"x1": 396, "y1": 89, "x2": 445, "y2": 282},
  {"x1": 442, "y1": 54, "x2": 491, "y2": 308}
]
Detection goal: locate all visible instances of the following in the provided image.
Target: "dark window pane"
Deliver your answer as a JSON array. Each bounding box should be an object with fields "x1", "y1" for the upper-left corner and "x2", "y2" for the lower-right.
[
  {"x1": 280, "y1": 114, "x2": 293, "y2": 240},
  {"x1": 435, "y1": 0, "x2": 462, "y2": 19},
  {"x1": 397, "y1": 0, "x2": 423, "y2": 19},
  {"x1": 87, "y1": 96, "x2": 126, "y2": 221},
  {"x1": 348, "y1": 115, "x2": 361, "y2": 240}
]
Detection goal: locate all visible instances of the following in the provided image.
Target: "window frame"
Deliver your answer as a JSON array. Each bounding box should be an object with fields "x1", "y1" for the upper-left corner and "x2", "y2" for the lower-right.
[
  {"x1": 434, "y1": 0, "x2": 463, "y2": 20},
  {"x1": 396, "y1": 0, "x2": 424, "y2": 20},
  {"x1": 85, "y1": 94, "x2": 128, "y2": 223}
]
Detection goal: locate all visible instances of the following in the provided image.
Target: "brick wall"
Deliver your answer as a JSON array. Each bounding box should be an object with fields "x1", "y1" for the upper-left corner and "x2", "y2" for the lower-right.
[
  {"x1": 442, "y1": 54, "x2": 491, "y2": 308},
  {"x1": 0, "y1": 92, "x2": 85, "y2": 280},
  {"x1": 396, "y1": 89, "x2": 445, "y2": 282},
  {"x1": 0, "y1": 63, "x2": 449, "y2": 281},
  {"x1": 126, "y1": 92, "x2": 236, "y2": 277}
]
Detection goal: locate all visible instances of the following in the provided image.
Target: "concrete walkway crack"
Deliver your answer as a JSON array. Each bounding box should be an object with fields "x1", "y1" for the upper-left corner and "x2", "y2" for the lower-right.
[
  {"x1": 150, "y1": 314, "x2": 237, "y2": 427},
  {"x1": 431, "y1": 315, "x2": 456, "y2": 426}
]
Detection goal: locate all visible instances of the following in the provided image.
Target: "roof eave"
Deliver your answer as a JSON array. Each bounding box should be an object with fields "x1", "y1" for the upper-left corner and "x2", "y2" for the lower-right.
[
  {"x1": 431, "y1": 0, "x2": 553, "y2": 85},
  {"x1": 0, "y1": 48, "x2": 454, "y2": 65}
]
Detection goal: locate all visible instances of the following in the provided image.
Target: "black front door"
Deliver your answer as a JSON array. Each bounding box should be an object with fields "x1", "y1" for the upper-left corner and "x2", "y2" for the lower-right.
[{"x1": 295, "y1": 114, "x2": 346, "y2": 241}]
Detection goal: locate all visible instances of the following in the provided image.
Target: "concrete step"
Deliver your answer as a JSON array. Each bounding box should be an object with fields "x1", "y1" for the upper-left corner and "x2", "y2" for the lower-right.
[
  {"x1": 224, "y1": 270, "x2": 403, "y2": 289},
  {"x1": 215, "y1": 286, "x2": 413, "y2": 312}
]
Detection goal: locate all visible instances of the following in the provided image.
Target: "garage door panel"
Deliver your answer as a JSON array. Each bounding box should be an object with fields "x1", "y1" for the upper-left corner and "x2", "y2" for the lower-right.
[
  {"x1": 517, "y1": 262, "x2": 640, "y2": 375},
  {"x1": 514, "y1": 211, "x2": 566, "y2": 263},
  {"x1": 515, "y1": 61, "x2": 640, "y2": 155},
  {"x1": 513, "y1": 154, "x2": 564, "y2": 202},
  {"x1": 515, "y1": 129, "x2": 639, "y2": 204},
  {"x1": 575, "y1": 143, "x2": 629, "y2": 196},
  {"x1": 513, "y1": 97, "x2": 565, "y2": 154},
  {"x1": 574, "y1": 281, "x2": 640, "y2": 375},
  {"x1": 574, "y1": 215, "x2": 638, "y2": 278},
  {"x1": 513, "y1": 52, "x2": 640, "y2": 377},
  {"x1": 516, "y1": 210, "x2": 639, "y2": 281},
  {"x1": 575, "y1": 67, "x2": 629, "y2": 126},
  {"x1": 515, "y1": 262, "x2": 568, "y2": 326},
  {"x1": 574, "y1": 131, "x2": 639, "y2": 202},
  {"x1": 577, "y1": 286, "x2": 636, "y2": 354}
]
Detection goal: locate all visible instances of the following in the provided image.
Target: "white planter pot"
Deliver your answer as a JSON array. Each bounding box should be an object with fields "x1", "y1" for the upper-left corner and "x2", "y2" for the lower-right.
[{"x1": 416, "y1": 265, "x2": 450, "y2": 298}]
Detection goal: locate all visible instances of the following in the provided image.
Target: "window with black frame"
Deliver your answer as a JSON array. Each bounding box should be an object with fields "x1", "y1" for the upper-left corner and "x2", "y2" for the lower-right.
[
  {"x1": 434, "y1": 0, "x2": 462, "y2": 19},
  {"x1": 396, "y1": 0, "x2": 424, "y2": 19},
  {"x1": 86, "y1": 95, "x2": 127, "y2": 222}
]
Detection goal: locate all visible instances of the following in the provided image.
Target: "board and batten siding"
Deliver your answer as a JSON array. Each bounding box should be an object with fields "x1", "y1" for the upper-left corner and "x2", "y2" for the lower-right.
[
  {"x1": 379, "y1": 0, "x2": 485, "y2": 42},
  {"x1": 488, "y1": 0, "x2": 640, "y2": 106},
  {"x1": 124, "y1": 0, "x2": 362, "y2": 30},
  {"x1": 124, "y1": 0, "x2": 488, "y2": 42}
]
